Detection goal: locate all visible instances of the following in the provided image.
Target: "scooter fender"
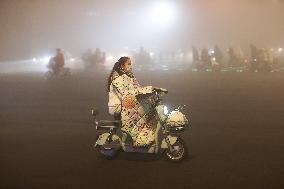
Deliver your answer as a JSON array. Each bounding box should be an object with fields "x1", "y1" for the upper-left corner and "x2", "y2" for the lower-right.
[
  {"x1": 161, "y1": 135, "x2": 178, "y2": 149},
  {"x1": 95, "y1": 133, "x2": 121, "y2": 146}
]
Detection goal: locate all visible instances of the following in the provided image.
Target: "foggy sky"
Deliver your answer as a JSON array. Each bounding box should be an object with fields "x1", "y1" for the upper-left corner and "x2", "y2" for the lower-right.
[{"x1": 0, "y1": 0, "x2": 284, "y2": 61}]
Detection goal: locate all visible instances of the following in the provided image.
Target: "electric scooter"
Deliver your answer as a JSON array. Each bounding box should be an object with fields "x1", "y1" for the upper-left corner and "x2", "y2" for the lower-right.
[{"x1": 91, "y1": 88, "x2": 190, "y2": 162}]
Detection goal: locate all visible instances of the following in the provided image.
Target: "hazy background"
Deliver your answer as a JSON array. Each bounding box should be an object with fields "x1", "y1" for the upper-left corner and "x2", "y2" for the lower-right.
[
  {"x1": 0, "y1": 0, "x2": 284, "y2": 61},
  {"x1": 1, "y1": 1, "x2": 284, "y2": 188}
]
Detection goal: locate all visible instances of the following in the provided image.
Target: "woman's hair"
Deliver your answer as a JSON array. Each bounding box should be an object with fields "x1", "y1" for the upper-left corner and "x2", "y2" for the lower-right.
[{"x1": 107, "y1": 56, "x2": 130, "y2": 92}]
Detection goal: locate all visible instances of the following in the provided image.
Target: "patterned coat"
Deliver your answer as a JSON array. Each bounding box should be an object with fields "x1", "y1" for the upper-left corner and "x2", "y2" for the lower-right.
[{"x1": 108, "y1": 71, "x2": 158, "y2": 146}]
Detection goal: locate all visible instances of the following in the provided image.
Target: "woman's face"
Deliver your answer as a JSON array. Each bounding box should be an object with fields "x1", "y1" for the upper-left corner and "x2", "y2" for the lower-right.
[{"x1": 122, "y1": 59, "x2": 132, "y2": 72}]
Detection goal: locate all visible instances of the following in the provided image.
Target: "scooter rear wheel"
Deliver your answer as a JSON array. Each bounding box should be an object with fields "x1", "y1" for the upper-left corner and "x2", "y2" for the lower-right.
[
  {"x1": 44, "y1": 70, "x2": 54, "y2": 80},
  {"x1": 61, "y1": 68, "x2": 71, "y2": 79},
  {"x1": 165, "y1": 138, "x2": 187, "y2": 162}
]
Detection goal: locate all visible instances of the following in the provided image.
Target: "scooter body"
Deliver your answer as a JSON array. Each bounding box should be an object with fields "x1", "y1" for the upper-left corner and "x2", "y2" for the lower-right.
[{"x1": 92, "y1": 88, "x2": 190, "y2": 162}]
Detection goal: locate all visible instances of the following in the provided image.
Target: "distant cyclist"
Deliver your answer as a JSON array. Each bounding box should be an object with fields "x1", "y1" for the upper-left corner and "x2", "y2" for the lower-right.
[{"x1": 47, "y1": 48, "x2": 65, "y2": 75}]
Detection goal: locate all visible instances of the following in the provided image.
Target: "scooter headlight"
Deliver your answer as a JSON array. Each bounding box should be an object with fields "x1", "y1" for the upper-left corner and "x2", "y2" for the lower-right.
[{"x1": 163, "y1": 106, "x2": 169, "y2": 115}]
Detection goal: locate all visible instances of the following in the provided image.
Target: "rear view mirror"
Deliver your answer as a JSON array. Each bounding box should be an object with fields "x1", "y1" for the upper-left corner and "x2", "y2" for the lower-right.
[{"x1": 91, "y1": 108, "x2": 99, "y2": 116}]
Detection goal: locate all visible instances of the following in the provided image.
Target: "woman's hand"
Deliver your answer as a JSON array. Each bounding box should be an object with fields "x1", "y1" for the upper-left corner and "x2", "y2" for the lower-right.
[{"x1": 122, "y1": 97, "x2": 135, "y2": 109}]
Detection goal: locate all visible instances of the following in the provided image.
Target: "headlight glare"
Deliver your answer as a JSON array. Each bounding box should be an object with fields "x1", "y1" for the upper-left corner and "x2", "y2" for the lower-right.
[{"x1": 163, "y1": 106, "x2": 169, "y2": 115}]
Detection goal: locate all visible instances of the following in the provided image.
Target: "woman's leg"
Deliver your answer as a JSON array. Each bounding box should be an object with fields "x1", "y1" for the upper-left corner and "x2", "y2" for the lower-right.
[{"x1": 114, "y1": 113, "x2": 121, "y2": 120}]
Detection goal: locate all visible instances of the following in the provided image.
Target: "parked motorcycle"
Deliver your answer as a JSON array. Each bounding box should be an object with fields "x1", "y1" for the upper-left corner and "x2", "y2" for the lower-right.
[{"x1": 91, "y1": 88, "x2": 190, "y2": 162}]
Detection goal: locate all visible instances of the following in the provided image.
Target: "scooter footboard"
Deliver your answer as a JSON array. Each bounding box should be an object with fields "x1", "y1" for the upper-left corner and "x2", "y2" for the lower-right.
[
  {"x1": 161, "y1": 135, "x2": 178, "y2": 149},
  {"x1": 95, "y1": 133, "x2": 121, "y2": 146}
]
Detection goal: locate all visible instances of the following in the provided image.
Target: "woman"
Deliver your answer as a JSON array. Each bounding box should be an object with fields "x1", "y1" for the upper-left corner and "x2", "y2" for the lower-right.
[{"x1": 107, "y1": 57, "x2": 158, "y2": 147}]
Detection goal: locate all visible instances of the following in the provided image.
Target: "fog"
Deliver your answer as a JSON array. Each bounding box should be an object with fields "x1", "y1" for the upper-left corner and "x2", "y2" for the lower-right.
[
  {"x1": 0, "y1": 0, "x2": 284, "y2": 61},
  {"x1": 2, "y1": 2, "x2": 284, "y2": 188}
]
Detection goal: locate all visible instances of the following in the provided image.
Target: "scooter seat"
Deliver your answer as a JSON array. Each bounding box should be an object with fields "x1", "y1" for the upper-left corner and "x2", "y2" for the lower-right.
[{"x1": 98, "y1": 120, "x2": 121, "y2": 127}]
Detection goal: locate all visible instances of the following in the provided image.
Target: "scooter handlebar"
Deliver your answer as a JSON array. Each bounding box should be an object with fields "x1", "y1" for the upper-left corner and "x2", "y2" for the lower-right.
[{"x1": 152, "y1": 87, "x2": 168, "y2": 94}]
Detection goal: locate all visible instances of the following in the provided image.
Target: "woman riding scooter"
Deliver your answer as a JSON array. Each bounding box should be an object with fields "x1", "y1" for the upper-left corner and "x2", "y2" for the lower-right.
[
  {"x1": 107, "y1": 57, "x2": 157, "y2": 147},
  {"x1": 93, "y1": 56, "x2": 189, "y2": 161}
]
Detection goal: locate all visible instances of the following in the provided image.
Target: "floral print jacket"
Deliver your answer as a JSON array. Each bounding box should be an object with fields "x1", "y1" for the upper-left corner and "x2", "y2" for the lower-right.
[{"x1": 108, "y1": 71, "x2": 157, "y2": 146}]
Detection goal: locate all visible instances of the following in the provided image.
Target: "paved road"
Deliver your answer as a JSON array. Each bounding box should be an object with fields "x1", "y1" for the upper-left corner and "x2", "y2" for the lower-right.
[{"x1": 1, "y1": 71, "x2": 284, "y2": 189}]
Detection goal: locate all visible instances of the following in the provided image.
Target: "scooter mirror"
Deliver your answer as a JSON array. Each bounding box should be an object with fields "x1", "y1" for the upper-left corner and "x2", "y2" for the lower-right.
[{"x1": 91, "y1": 108, "x2": 99, "y2": 116}]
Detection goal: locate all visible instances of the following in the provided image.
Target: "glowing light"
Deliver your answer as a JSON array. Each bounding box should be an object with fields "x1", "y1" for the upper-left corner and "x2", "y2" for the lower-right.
[
  {"x1": 209, "y1": 50, "x2": 215, "y2": 55},
  {"x1": 40, "y1": 56, "x2": 51, "y2": 63},
  {"x1": 70, "y1": 58, "x2": 75, "y2": 62},
  {"x1": 163, "y1": 106, "x2": 169, "y2": 115},
  {"x1": 278, "y1": 48, "x2": 282, "y2": 53},
  {"x1": 106, "y1": 56, "x2": 114, "y2": 61},
  {"x1": 32, "y1": 58, "x2": 37, "y2": 62},
  {"x1": 149, "y1": 1, "x2": 177, "y2": 26}
]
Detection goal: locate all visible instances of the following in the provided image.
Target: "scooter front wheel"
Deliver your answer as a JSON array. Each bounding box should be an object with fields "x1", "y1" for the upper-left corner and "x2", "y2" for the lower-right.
[
  {"x1": 96, "y1": 145, "x2": 119, "y2": 160},
  {"x1": 165, "y1": 138, "x2": 187, "y2": 162}
]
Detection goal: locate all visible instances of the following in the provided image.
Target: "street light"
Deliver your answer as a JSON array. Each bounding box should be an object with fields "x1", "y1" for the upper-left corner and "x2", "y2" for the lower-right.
[{"x1": 148, "y1": 1, "x2": 177, "y2": 27}]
